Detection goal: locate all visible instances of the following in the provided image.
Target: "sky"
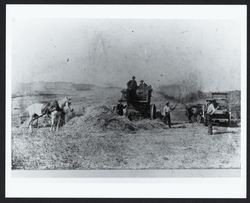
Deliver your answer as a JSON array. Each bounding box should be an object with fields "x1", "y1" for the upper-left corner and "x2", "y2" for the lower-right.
[{"x1": 11, "y1": 18, "x2": 241, "y2": 92}]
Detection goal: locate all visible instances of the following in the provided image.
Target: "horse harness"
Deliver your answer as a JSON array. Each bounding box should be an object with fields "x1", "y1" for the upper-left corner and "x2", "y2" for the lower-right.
[
  {"x1": 29, "y1": 100, "x2": 63, "y2": 126},
  {"x1": 41, "y1": 101, "x2": 63, "y2": 115}
]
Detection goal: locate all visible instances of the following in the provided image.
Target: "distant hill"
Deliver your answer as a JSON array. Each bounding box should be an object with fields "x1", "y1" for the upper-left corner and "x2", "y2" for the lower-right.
[
  {"x1": 12, "y1": 82, "x2": 97, "y2": 98},
  {"x1": 71, "y1": 83, "x2": 96, "y2": 91},
  {"x1": 12, "y1": 81, "x2": 241, "y2": 108}
]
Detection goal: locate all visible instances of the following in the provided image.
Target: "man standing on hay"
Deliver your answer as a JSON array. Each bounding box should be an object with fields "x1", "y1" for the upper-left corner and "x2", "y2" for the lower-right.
[
  {"x1": 139, "y1": 80, "x2": 148, "y2": 88},
  {"x1": 163, "y1": 101, "x2": 176, "y2": 128}
]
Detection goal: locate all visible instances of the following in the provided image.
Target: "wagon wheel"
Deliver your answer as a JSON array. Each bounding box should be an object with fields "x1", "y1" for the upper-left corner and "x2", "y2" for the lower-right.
[{"x1": 150, "y1": 104, "x2": 156, "y2": 119}]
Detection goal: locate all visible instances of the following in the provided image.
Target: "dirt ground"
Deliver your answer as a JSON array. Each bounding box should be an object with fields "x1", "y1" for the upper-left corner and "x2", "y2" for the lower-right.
[
  {"x1": 11, "y1": 85, "x2": 241, "y2": 170},
  {"x1": 12, "y1": 123, "x2": 240, "y2": 170}
]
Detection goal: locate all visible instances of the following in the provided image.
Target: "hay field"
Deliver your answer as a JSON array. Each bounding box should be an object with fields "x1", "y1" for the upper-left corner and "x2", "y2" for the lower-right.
[{"x1": 11, "y1": 83, "x2": 241, "y2": 170}]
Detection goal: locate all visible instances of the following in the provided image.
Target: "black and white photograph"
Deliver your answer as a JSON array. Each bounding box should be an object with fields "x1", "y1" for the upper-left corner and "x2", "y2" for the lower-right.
[{"x1": 6, "y1": 5, "x2": 246, "y2": 198}]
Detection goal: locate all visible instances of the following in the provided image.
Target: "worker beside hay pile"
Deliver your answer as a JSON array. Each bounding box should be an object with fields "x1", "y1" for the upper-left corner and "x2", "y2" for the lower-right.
[{"x1": 162, "y1": 101, "x2": 176, "y2": 128}]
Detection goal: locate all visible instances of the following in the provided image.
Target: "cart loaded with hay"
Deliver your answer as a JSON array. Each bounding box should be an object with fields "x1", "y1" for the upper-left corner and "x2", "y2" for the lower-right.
[{"x1": 114, "y1": 84, "x2": 156, "y2": 120}]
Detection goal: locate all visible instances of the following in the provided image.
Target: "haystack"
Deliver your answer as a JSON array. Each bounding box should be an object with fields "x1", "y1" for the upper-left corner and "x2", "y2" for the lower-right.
[
  {"x1": 64, "y1": 105, "x2": 137, "y2": 132},
  {"x1": 64, "y1": 104, "x2": 170, "y2": 133}
]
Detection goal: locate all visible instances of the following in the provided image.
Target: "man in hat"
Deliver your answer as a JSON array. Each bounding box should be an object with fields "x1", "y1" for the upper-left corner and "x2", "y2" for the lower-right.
[
  {"x1": 127, "y1": 76, "x2": 138, "y2": 102},
  {"x1": 206, "y1": 99, "x2": 219, "y2": 135},
  {"x1": 163, "y1": 101, "x2": 176, "y2": 128},
  {"x1": 116, "y1": 100, "x2": 126, "y2": 116},
  {"x1": 139, "y1": 80, "x2": 147, "y2": 88}
]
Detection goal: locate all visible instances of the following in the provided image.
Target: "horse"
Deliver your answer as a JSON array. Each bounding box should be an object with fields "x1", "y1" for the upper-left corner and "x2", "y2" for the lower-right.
[
  {"x1": 26, "y1": 97, "x2": 73, "y2": 132},
  {"x1": 50, "y1": 97, "x2": 73, "y2": 132}
]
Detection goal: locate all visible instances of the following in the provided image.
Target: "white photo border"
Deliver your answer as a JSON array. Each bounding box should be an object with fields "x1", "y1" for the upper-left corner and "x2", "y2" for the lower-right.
[{"x1": 6, "y1": 5, "x2": 247, "y2": 198}]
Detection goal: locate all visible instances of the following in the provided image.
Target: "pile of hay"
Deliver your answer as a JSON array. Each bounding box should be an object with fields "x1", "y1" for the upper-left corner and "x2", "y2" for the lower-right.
[
  {"x1": 64, "y1": 105, "x2": 168, "y2": 133},
  {"x1": 65, "y1": 105, "x2": 136, "y2": 132}
]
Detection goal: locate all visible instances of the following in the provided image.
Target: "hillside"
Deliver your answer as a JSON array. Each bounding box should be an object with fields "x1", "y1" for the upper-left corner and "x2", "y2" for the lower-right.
[
  {"x1": 12, "y1": 82, "x2": 96, "y2": 98},
  {"x1": 12, "y1": 82, "x2": 241, "y2": 107}
]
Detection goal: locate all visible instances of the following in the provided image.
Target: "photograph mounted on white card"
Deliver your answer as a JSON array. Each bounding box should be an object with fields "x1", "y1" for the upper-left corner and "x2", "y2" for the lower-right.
[{"x1": 5, "y1": 4, "x2": 246, "y2": 198}]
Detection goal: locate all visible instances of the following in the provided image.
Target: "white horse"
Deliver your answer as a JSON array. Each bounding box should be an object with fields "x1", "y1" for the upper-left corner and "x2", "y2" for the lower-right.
[
  {"x1": 26, "y1": 97, "x2": 73, "y2": 132},
  {"x1": 26, "y1": 103, "x2": 47, "y2": 131}
]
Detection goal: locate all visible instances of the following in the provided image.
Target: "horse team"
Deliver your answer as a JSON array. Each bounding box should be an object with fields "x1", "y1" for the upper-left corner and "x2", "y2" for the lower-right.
[{"x1": 25, "y1": 97, "x2": 73, "y2": 132}]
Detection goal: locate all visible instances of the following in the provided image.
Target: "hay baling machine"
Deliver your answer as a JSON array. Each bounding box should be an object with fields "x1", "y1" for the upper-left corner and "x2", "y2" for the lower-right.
[{"x1": 116, "y1": 84, "x2": 156, "y2": 120}]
